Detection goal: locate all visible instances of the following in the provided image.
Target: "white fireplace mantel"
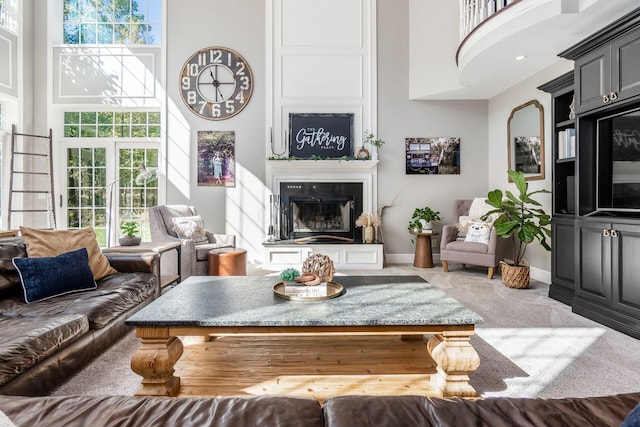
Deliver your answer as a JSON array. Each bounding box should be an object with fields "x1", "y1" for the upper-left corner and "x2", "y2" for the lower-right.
[
  {"x1": 264, "y1": 159, "x2": 382, "y2": 270},
  {"x1": 266, "y1": 159, "x2": 378, "y2": 213}
]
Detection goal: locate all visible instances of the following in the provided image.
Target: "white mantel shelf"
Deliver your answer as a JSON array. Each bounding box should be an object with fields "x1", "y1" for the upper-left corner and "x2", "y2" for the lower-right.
[{"x1": 266, "y1": 159, "x2": 378, "y2": 170}]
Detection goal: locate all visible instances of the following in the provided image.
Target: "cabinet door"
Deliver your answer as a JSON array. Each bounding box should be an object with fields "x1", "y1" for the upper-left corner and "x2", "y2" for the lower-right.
[
  {"x1": 576, "y1": 221, "x2": 611, "y2": 304},
  {"x1": 574, "y1": 48, "x2": 611, "y2": 115},
  {"x1": 550, "y1": 218, "x2": 575, "y2": 304},
  {"x1": 611, "y1": 223, "x2": 640, "y2": 318},
  {"x1": 611, "y1": 28, "x2": 640, "y2": 104}
]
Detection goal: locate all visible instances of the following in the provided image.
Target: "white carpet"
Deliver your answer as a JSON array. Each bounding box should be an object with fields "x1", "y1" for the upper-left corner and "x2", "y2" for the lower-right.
[{"x1": 52, "y1": 263, "x2": 640, "y2": 399}]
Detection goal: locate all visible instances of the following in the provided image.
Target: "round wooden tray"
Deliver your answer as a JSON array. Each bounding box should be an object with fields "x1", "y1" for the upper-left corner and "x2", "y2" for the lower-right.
[{"x1": 273, "y1": 281, "x2": 344, "y2": 301}]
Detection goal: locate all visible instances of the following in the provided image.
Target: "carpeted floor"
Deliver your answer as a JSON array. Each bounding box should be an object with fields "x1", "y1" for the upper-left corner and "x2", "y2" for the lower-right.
[{"x1": 52, "y1": 263, "x2": 640, "y2": 399}]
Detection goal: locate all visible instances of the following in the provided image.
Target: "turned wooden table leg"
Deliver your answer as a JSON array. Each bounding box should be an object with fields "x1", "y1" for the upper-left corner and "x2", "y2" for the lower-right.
[
  {"x1": 426, "y1": 330, "x2": 480, "y2": 397},
  {"x1": 131, "y1": 328, "x2": 184, "y2": 397}
]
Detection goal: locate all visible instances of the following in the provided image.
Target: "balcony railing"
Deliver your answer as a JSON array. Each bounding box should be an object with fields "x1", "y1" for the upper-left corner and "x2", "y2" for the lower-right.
[{"x1": 460, "y1": 0, "x2": 521, "y2": 41}]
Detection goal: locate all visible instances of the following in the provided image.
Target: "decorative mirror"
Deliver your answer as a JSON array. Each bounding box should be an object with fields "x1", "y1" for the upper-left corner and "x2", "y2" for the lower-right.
[{"x1": 507, "y1": 100, "x2": 544, "y2": 181}]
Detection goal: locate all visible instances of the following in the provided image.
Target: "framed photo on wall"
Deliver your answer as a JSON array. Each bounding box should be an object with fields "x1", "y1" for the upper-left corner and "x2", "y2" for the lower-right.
[
  {"x1": 405, "y1": 137, "x2": 460, "y2": 175},
  {"x1": 197, "y1": 131, "x2": 235, "y2": 187}
]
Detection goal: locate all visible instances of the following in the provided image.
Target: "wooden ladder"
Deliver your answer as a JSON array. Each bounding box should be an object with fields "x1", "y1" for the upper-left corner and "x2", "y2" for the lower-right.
[{"x1": 7, "y1": 124, "x2": 56, "y2": 229}]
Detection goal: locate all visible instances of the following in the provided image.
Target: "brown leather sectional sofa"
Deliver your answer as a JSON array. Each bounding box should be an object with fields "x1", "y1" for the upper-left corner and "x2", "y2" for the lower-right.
[
  {"x1": 0, "y1": 391, "x2": 639, "y2": 426},
  {"x1": 0, "y1": 237, "x2": 160, "y2": 396}
]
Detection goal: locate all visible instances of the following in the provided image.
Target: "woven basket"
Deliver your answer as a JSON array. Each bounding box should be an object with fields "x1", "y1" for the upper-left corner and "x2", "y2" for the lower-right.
[{"x1": 500, "y1": 260, "x2": 530, "y2": 289}]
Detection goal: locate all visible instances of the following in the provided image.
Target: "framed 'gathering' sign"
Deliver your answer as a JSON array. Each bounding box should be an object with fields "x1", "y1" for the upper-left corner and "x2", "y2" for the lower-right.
[{"x1": 289, "y1": 113, "x2": 354, "y2": 159}]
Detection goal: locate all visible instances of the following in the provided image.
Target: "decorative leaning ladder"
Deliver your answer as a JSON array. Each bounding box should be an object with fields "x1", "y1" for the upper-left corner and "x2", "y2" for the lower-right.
[{"x1": 7, "y1": 124, "x2": 56, "y2": 230}]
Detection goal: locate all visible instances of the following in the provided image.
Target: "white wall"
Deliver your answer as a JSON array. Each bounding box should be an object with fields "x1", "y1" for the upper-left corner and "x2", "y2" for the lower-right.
[
  {"x1": 487, "y1": 59, "x2": 573, "y2": 282},
  {"x1": 377, "y1": 0, "x2": 490, "y2": 261},
  {"x1": 165, "y1": 0, "x2": 266, "y2": 264}
]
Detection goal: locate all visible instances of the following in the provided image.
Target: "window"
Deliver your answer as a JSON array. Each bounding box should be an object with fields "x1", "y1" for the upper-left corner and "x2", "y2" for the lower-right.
[
  {"x1": 64, "y1": 111, "x2": 160, "y2": 138},
  {"x1": 0, "y1": 0, "x2": 18, "y2": 33},
  {"x1": 63, "y1": 110, "x2": 160, "y2": 247},
  {"x1": 63, "y1": 0, "x2": 161, "y2": 45}
]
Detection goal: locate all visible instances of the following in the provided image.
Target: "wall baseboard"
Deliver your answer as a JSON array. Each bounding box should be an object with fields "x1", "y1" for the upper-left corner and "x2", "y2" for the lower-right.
[{"x1": 385, "y1": 253, "x2": 551, "y2": 284}]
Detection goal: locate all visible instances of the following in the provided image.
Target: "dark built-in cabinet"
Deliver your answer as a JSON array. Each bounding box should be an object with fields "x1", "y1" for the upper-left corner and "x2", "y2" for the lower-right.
[{"x1": 540, "y1": 8, "x2": 640, "y2": 339}]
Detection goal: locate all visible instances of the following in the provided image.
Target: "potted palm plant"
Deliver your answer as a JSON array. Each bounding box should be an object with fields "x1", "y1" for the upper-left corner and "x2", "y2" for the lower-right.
[
  {"x1": 119, "y1": 221, "x2": 141, "y2": 246},
  {"x1": 483, "y1": 170, "x2": 551, "y2": 288}
]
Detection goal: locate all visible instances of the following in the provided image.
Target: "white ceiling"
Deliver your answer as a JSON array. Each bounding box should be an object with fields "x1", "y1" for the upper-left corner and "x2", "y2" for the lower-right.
[{"x1": 414, "y1": 0, "x2": 640, "y2": 100}]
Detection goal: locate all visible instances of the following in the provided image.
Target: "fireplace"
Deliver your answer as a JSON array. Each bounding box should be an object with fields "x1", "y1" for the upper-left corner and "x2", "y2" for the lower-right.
[{"x1": 279, "y1": 182, "x2": 363, "y2": 241}]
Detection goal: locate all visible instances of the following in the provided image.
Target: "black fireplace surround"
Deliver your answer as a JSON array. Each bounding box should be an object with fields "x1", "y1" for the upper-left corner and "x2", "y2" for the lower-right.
[{"x1": 279, "y1": 182, "x2": 363, "y2": 241}]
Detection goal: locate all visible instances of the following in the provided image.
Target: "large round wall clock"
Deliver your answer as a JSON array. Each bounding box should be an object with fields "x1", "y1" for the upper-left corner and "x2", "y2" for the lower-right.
[{"x1": 179, "y1": 46, "x2": 254, "y2": 120}]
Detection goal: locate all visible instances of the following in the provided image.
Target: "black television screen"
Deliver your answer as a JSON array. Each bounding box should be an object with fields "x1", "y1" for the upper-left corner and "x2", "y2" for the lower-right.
[{"x1": 597, "y1": 108, "x2": 640, "y2": 212}]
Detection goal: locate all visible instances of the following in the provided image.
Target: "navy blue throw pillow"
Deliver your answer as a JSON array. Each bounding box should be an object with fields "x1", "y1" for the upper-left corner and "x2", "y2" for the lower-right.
[{"x1": 12, "y1": 248, "x2": 97, "y2": 303}]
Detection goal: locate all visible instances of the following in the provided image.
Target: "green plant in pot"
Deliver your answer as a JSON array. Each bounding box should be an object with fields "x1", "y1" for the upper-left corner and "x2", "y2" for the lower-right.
[
  {"x1": 119, "y1": 221, "x2": 141, "y2": 246},
  {"x1": 483, "y1": 170, "x2": 551, "y2": 288},
  {"x1": 408, "y1": 206, "x2": 442, "y2": 233}
]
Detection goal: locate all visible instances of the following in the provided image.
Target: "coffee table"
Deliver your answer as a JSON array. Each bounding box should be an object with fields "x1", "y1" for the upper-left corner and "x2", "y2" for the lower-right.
[{"x1": 125, "y1": 275, "x2": 483, "y2": 398}]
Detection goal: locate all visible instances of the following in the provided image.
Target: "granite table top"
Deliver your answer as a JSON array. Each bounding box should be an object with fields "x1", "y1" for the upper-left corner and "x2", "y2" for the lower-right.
[{"x1": 125, "y1": 275, "x2": 484, "y2": 328}]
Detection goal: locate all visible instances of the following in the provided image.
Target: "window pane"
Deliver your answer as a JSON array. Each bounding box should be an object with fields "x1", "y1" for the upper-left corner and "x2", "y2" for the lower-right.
[
  {"x1": 67, "y1": 148, "x2": 79, "y2": 167},
  {"x1": 68, "y1": 209, "x2": 80, "y2": 227},
  {"x1": 65, "y1": 125, "x2": 79, "y2": 138},
  {"x1": 131, "y1": 112, "x2": 146, "y2": 124},
  {"x1": 97, "y1": 23, "x2": 113, "y2": 44},
  {"x1": 63, "y1": 23, "x2": 79, "y2": 44},
  {"x1": 148, "y1": 111, "x2": 160, "y2": 124},
  {"x1": 97, "y1": 112, "x2": 113, "y2": 124},
  {"x1": 80, "y1": 148, "x2": 93, "y2": 166},
  {"x1": 94, "y1": 148, "x2": 106, "y2": 166},
  {"x1": 65, "y1": 111, "x2": 80, "y2": 124},
  {"x1": 98, "y1": 125, "x2": 113, "y2": 137},
  {"x1": 67, "y1": 169, "x2": 79, "y2": 187},
  {"x1": 67, "y1": 189, "x2": 79, "y2": 208},
  {"x1": 131, "y1": 125, "x2": 146, "y2": 138},
  {"x1": 80, "y1": 23, "x2": 97, "y2": 44},
  {"x1": 113, "y1": 23, "x2": 129, "y2": 44},
  {"x1": 115, "y1": 112, "x2": 129, "y2": 124},
  {"x1": 80, "y1": 125, "x2": 96, "y2": 137},
  {"x1": 81, "y1": 112, "x2": 97, "y2": 124}
]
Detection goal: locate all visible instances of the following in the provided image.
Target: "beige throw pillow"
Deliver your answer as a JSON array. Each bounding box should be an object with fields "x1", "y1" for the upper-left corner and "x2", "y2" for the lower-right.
[
  {"x1": 172, "y1": 216, "x2": 209, "y2": 244},
  {"x1": 20, "y1": 226, "x2": 117, "y2": 280}
]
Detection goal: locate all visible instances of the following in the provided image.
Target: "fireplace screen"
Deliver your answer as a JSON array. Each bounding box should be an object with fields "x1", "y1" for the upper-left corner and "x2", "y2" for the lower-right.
[
  {"x1": 292, "y1": 198, "x2": 352, "y2": 234},
  {"x1": 279, "y1": 181, "x2": 363, "y2": 241}
]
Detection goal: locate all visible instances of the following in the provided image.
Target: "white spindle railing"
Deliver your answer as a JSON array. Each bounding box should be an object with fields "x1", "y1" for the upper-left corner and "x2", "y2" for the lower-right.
[{"x1": 460, "y1": 0, "x2": 520, "y2": 41}]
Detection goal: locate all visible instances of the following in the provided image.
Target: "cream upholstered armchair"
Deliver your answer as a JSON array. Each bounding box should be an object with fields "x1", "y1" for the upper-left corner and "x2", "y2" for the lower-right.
[
  {"x1": 149, "y1": 205, "x2": 235, "y2": 280},
  {"x1": 439, "y1": 199, "x2": 511, "y2": 279}
]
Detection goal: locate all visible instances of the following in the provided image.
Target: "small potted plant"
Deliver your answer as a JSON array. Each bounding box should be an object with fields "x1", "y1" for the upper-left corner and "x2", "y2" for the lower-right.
[
  {"x1": 483, "y1": 169, "x2": 551, "y2": 288},
  {"x1": 356, "y1": 130, "x2": 386, "y2": 159},
  {"x1": 408, "y1": 206, "x2": 442, "y2": 233},
  {"x1": 119, "y1": 221, "x2": 141, "y2": 246}
]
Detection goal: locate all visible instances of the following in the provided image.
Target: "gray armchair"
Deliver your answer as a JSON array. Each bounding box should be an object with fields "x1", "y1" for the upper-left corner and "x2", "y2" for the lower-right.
[
  {"x1": 440, "y1": 199, "x2": 511, "y2": 279},
  {"x1": 149, "y1": 205, "x2": 235, "y2": 280}
]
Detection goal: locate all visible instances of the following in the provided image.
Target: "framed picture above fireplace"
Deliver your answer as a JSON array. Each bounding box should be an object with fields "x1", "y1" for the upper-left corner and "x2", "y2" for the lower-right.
[{"x1": 288, "y1": 113, "x2": 354, "y2": 159}]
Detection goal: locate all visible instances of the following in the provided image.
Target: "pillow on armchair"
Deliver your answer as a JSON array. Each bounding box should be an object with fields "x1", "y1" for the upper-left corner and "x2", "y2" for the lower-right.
[
  {"x1": 464, "y1": 221, "x2": 492, "y2": 245},
  {"x1": 172, "y1": 216, "x2": 208, "y2": 244},
  {"x1": 468, "y1": 197, "x2": 500, "y2": 223}
]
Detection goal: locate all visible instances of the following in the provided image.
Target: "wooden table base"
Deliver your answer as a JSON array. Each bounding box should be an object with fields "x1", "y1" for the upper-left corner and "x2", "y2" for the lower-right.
[{"x1": 130, "y1": 328, "x2": 479, "y2": 399}]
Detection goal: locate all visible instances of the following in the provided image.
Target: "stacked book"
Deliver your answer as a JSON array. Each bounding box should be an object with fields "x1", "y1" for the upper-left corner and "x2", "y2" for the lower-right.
[
  {"x1": 558, "y1": 128, "x2": 576, "y2": 159},
  {"x1": 283, "y1": 281, "x2": 328, "y2": 297}
]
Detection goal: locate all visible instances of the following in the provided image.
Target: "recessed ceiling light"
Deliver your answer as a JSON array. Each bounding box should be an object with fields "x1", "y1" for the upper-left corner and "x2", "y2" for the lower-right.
[{"x1": 515, "y1": 55, "x2": 527, "y2": 61}]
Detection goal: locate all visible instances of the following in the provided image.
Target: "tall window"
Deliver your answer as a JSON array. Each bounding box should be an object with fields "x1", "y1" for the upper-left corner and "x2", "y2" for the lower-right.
[
  {"x1": 63, "y1": 0, "x2": 161, "y2": 45},
  {"x1": 64, "y1": 111, "x2": 159, "y2": 247}
]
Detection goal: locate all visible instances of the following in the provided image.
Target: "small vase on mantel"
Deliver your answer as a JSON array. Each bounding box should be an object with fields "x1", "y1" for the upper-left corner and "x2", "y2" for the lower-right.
[{"x1": 363, "y1": 225, "x2": 375, "y2": 243}]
